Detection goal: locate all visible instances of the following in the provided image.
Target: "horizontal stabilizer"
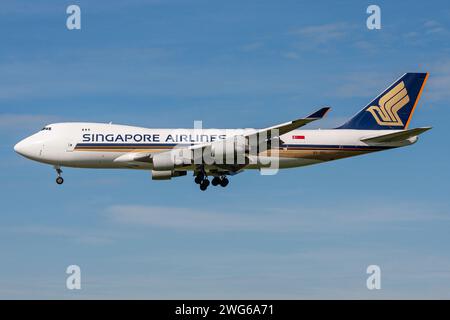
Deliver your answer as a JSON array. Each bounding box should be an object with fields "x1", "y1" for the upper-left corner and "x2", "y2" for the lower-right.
[{"x1": 361, "y1": 127, "x2": 431, "y2": 144}]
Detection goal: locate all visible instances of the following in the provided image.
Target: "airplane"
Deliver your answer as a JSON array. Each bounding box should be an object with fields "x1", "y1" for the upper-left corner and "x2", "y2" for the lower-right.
[{"x1": 14, "y1": 72, "x2": 430, "y2": 191}]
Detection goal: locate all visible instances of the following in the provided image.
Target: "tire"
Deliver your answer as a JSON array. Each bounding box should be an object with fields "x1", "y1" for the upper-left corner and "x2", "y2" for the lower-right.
[
  {"x1": 211, "y1": 177, "x2": 220, "y2": 186},
  {"x1": 200, "y1": 184, "x2": 207, "y2": 191},
  {"x1": 56, "y1": 177, "x2": 64, "y2": 185},
  {"x1": 220, "y1": 177, "x2": 229, "y2": 187},
  {"x1": 194, "y1": 176, "x2": 203, "y2": 184}
]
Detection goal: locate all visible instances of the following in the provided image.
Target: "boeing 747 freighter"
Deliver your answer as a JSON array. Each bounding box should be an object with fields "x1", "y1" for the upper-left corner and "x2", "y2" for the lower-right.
[{"x1": 14, "y1": 73, "x2": 430, "y2": 190}]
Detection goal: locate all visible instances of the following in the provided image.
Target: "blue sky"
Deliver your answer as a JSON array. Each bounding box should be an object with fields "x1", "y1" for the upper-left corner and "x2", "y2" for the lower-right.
[{"x1": 1, "y1": 0, "x2": 450, "y2": 298}]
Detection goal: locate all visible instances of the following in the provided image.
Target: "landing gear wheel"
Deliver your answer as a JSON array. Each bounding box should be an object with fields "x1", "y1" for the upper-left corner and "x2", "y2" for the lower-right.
[
  {"x1": 194, "y1": 175, "x2": 203, "y2": 184},
  {"x1": 220, "y1": 177, "x2": 229, "y2": 187},
  {"x1": 199, "y1": 178, "x2": 210, "y2": 191},
  {"x1": 54, "y1": 167, "x2": 64, "y2": 185},
  {"x1": 194, "y1": 170, "x2": 205, "y2": 184},
  {"x1": 211, "y1": 177, "x2": 220, "y2": 186}
]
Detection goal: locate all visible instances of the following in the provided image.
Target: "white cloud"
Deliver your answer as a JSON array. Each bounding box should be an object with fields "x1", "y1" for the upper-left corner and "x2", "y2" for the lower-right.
[
  {"x1": 107, "y1": 205, "x2": 309, "y2": 231},
  {"x1": 282, "y1": 52, "x2": 300, "y2": 60},
  {"x1": 425, "y1": 59, "x2": 450, "y2": 102},
  {"x1": 285, "y1": 22, "x2": 363, "y2": 57},
  {"x1": 240, "y1": 42, "x2": 264, "y2": 52},
  {"x1": 106, "y1": 202, "x2": 449, "y2": 232},
  {"x1": 423, "y1": 20, "x2": 446, "y2": 34},
  {"x1": 291, "y1": 22, "x2": 351, "y2": 44},
  {"x1": 329, "y1": 60, "x2": 450, "y2": 103},
  {"x1": 332, "y1": 71, "x2": 392, "y2": 98},
  {"x1": 428, "y1": 75, "x2": 450, "y2": 101},
  {"x1": 0, "y1": 52, "x2": 314, "y2": 100},
  {"x1": 6, "y1": 225, "x2": 114, "y2": 245},
  {"x1": 401, "y1": 20, "x2": 449, "y2": 45},
  {"x1": 0, "y1": 0, "x2": 164, "y2": 16}
]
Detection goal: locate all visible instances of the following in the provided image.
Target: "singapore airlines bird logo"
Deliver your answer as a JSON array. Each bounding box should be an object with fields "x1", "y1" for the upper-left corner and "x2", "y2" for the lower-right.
[{"x1": 366, "y1": 81, "x2": 410, "y2": 126}]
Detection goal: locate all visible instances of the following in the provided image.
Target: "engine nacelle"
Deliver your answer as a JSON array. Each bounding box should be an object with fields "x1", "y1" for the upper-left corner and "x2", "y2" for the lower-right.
[
  {"x1": 152, "y1": 150, "x2": 189, "y2": 171},
  {"x1": 152, "y1": 152, "x2": 175, "y2": 171},
  {"x1": 151, "y1": 170, "x2": 187, "y2": 180}
]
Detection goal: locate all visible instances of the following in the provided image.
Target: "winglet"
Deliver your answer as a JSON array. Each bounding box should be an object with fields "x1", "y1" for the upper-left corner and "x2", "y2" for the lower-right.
[{"x1": 306, "y1": 107, "x2": 331, "y2": 119}]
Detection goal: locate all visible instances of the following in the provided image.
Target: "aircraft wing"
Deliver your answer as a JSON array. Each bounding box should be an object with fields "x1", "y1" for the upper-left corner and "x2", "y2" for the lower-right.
[
  {"x1": 116, "y1": 107, "x2": 331, "y2": 167},
  {"x1": 245, "y1": 107, "x2": 331, "y2": 139},
  {"x1": 183, "y1": 105, "x2": 329, "y2": 152}
]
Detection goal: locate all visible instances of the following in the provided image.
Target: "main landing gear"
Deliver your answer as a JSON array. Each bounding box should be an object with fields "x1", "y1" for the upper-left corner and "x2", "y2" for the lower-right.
[
  {"x1": 55, "y1": 167, "x2": 64, "y2": 185},
  {"x1": 194, "y1": 172, "x2": 229, "y2": 191},
  {"x1": 212, "y1": 176, "x2": 229, "y2": 187},
  {"x1": 194, "y1": 172, "x2": 209, "y2": 191}
]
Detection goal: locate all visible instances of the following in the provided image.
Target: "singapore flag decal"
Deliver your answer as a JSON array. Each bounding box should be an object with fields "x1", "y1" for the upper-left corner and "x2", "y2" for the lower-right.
[{"x1": 292, "y1": 135, "x2": 305, "y2": 140}]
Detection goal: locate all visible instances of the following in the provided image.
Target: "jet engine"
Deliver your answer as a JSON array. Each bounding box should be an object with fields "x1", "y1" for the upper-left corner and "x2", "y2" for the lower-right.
[
  {"x1": 151, "y1": 170, "x2": 187, "y2": 180},
  {"x1": 151, "y1": 149, "x2": 189, "y2": 171}
]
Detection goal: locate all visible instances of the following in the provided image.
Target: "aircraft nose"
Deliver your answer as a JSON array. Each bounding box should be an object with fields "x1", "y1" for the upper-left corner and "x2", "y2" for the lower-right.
[
  {"x1": 14, "y1": 137, "x2": 39, "y2": 159},
  {"x1": 14, "y1": 140, "x2": 27, "y2": 155}
]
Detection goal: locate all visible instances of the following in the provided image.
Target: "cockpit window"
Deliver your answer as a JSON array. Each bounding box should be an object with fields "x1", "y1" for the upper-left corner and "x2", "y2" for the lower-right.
[{"x1": 41, "y1": 127, "x2": 52, "y2": 131}]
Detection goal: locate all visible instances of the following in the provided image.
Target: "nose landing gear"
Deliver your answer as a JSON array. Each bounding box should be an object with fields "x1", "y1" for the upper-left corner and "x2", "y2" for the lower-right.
[{"x1": 55, "y1": 167, "x2": 64, "y2": 185}]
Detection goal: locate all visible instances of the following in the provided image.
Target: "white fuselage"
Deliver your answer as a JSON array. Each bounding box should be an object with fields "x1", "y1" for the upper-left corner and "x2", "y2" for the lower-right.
[{"x1": 14, "y1": 122, "x2": 411, "y2": 171}]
